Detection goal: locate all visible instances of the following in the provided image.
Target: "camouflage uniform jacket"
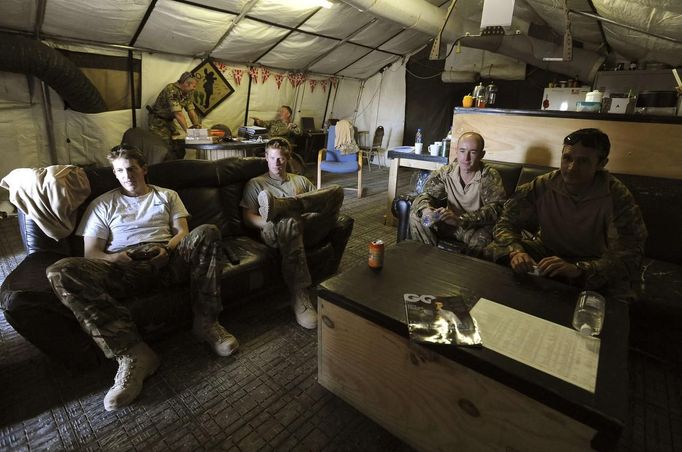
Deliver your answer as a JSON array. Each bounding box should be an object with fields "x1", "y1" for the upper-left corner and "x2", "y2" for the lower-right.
[
  {"x1": 261, "y1": 119, "x2": 301, "y2": 138},
  {"x1": 150, "y1": 83, "x2": 195, "y2": 120},
  {"x1": 494, "y1": 170, "x2": 647, "y2": 289},
  {"x1": 412, "y1": 162, "x2": 507, "y2": 229}
]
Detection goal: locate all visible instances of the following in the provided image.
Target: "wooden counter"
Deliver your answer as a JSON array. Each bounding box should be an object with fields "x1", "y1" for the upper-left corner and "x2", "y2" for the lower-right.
[{"x1": 452, "y1": 108, "x2": 682, "y2": 179}]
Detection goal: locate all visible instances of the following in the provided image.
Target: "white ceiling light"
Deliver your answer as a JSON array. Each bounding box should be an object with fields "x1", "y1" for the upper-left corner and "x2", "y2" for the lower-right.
[{"x1": 299, "y1": 0, "x2": 333, "y2": 8}]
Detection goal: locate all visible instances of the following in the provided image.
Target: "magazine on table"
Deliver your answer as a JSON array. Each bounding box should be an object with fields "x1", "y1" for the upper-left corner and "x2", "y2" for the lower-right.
[{"x1": 404, "y1": 291, "x2": 482, "y2": 346}]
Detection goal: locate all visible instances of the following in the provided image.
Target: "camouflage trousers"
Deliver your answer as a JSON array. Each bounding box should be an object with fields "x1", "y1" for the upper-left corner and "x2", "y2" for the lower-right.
[
  {"x1": 148, "y1": 113, "x2": 177, "y2": 143},
  {"x1": 46, "y1": 224, "x2": 223, "y2": 359},
  {"x1": 261, "y1": 185, "x2": 344, "y2": 291},
  {"x1": 409, "y1": 210, "x2": 493, "y2": 255}
]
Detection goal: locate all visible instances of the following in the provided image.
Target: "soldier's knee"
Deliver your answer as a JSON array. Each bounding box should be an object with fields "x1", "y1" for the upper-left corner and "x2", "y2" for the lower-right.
[
  {"x1": 190, "y1": 224, "x2": 221, "y2": 242},
  {"x1": 46, "y1": 257, "x2": 82, "y2": 281},
  {"x1": 276, "y1": 217, "x2": 302, "y2": 239}
]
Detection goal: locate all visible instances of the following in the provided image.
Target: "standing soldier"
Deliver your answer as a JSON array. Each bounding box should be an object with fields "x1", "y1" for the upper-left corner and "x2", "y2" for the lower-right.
[{"x1": 148, "y1": 72, "x2": 202, "y2": 143}]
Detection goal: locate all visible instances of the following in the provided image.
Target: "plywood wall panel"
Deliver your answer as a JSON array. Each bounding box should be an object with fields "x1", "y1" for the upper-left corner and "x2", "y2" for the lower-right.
[{"x1": 452, "y1": 112, "x2": 682, "y2": 179}]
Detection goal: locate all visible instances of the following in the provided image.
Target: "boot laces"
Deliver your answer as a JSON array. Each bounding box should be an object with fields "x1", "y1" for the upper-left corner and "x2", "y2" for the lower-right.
[
  {"x1": 112, "y1": 355, "x2": 136, "y2": 389},
  {"x1": 205, "y1": 322, "x2": 233, "y2": 343}
]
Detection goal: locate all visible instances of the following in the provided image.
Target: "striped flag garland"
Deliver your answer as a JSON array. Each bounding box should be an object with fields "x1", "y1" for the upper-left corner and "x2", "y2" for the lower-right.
[
  {"x1": 309, "y1": 79, "x2": 317, "y2": 93},
  {"x1": 231, "y1": 68, "x2": 243, "y2": 86},
  {"x1": 288, "y1": 72, "x2": 305, "y2": 88},
  {"x1": 260, "y1": 67, "x2": 271, "y2": 84},
  {"x1": 249, "y1": 66, "x2": 259, "y2": 83},
  {"x1": 320, "y1": 79, "x2": 328, "y2": 93},
  {"x1": 274, "y1": 72, "x2": 285, "y2": 90}
]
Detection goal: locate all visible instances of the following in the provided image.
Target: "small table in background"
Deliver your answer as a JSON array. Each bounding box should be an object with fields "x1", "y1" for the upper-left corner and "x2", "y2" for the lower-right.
[
  {"x1": 184, "y1": 140, "x2": 266, "y2": 161},
  {"x1": 385, "y1": 150, "x2": 448, "y2": 225}
]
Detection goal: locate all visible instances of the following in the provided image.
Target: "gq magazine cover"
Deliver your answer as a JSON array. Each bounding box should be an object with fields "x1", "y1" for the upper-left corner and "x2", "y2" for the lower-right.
[{"x1": 404, "y1": 291, "x2": 482, "y2": 346}]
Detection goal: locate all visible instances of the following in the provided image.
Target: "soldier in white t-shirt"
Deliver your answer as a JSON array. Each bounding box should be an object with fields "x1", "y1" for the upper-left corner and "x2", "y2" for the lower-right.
[{"x1": 47, "y1": 145, "x2": 237, "y2": 412}]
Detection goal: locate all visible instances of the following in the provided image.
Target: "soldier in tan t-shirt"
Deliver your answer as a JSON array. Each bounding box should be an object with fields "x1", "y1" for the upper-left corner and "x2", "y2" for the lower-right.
[
  {"x1": 410, "y1": 132, "x2": 507, "y2": 255},
  {"x1": 241, "y1": 138, "x2": 343, "y2": 329}
]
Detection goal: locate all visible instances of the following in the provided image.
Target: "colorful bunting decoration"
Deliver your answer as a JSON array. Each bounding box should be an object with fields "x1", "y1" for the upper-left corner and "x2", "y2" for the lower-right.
[
  {"x1": 330, "y1": 77, "x2": 339, "y2": 89},
  {"x1": 260, "y1": 67, "x2": 271, "y2": 84},
  {"x1": 320, "y1": 79, "x2": 328, "y2": 93},
  {"x1": 288, "y1": 72, "x2": 306, "y2": 88},
  {"x1": 215, "y1": 62, "x2": 228, "y2": 73},
  {"x1": 249, "y1": 66, "x2": 259, "y2": 83},
  {"x1": 308, "y1": 79, "x2": 318, "y2": 93},
  {"x1": 231, "y1": 68, "x2": 243, "y2": 86},
  {"x1": 274, "y1": 72, "x2": 285, "y2": 90}
]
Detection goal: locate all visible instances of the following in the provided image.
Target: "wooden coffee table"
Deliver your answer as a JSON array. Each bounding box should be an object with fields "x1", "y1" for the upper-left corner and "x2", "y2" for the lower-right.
[{"x1": 317, "y1": 241, "x2": 628, "y2": 452}]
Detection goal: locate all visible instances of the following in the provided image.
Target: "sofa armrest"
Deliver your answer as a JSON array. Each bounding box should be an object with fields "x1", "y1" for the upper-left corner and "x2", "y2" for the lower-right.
[
  {"x1": 326, "y1": 214, "x2": 354, "y2": 270},
  {"x1": 394, "y1": 196, "x2": 414, "y2": 242}
]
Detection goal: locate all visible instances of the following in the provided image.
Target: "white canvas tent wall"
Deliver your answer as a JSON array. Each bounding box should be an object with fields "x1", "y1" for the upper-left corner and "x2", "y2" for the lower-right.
[
  {"x1": 0, "y1": 0, "x2": 440, "y2": 207},
  {"x1": 1, "y1": 0, "x2": 681, "y2": 208}
]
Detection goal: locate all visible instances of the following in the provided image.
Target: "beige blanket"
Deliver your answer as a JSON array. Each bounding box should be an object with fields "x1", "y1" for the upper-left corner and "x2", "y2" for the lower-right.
[
  {"x1": 0, "y1": 165, "x2": 91, "y2": 240},
  {"x1": 334, "y1": 119, "x2": 359, "y2": 155}
]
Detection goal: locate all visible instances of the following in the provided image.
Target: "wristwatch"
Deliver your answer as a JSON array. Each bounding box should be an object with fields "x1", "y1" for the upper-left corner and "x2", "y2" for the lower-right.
[{"x1": 575, "y1": 261, "x2": 593, "y2": 277}]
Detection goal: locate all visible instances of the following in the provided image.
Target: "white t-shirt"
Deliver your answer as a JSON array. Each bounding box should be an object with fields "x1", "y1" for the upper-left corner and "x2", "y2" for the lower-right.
[{"x1": 76, "y1": 185, "x2": 189, "y2": 253}]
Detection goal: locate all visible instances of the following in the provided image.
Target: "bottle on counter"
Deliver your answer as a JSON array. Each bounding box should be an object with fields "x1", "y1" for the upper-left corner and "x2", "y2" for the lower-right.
[
  {"x1": 414, "y1": 128, "x2": 423, "y2": 154},
  {"x1": 473, "y1": 82, "x2": 486, "y2": 108},
  {"x1": 472, "y1": 82, "x2": 485, "y2": 100},
  {"x1": 572, "y1": 291, "x2": 606, "y2": 336},
  {"x1": 486, "y1": 81, "x2": 498, "y2": 105}
]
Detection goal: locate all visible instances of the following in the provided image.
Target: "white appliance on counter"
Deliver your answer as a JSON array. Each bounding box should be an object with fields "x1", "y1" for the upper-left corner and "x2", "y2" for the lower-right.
[{"x1": 541, "y1": 87, "x2": 590, "y2": 111}]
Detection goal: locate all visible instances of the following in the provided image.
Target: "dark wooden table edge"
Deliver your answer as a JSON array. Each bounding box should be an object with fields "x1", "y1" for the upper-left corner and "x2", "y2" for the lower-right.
[
  {"x1": 317, "y1": 280, "x2": 625, "y2": 445},
  {"x1": 386, "y1": 151, "x2": 448, "y2": 164}
]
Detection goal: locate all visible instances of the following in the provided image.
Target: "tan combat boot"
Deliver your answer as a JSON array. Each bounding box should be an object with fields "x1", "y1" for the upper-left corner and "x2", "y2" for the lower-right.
[
  {"x1": 193, "y1": 317, "x2": 240, "y2": 357},
  {"x1": 292, "y1": 288, "x2": 317, "y2": 329},
  {"x1": 257, "y1": 190, "x2": 302, "y2": 222},
  {"x1": 104, "y1": 342, "x2": 160, "y2": 411}
]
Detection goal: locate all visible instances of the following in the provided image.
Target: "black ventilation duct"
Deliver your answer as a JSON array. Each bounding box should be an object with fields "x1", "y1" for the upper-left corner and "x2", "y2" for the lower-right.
[{"x1": 0, "y1": 33, "x2": 106, "y2": 113}]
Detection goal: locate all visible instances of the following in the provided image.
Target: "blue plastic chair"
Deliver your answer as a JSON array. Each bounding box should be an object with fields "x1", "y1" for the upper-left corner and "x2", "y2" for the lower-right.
[{"x1": 316, "y1": 125, "x2": 363, "y2": 198}]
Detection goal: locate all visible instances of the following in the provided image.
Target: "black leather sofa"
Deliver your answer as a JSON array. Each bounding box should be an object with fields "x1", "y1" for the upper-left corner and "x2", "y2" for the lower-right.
[
  {"x1": 393, "y1": 160, "x2": 682, "y2": 352},
  {"x1": 0, "y1": 158, "x2": 353, "y2": 370}
]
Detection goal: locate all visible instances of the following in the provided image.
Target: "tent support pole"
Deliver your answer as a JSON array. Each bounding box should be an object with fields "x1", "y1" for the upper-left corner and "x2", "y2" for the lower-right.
[
  {"x1": 244, "y1": 71, "x2": 253, "y2": 126},
  {"x1": 322, "y1": 83, "x2": 333, "y2": 126},
  {"x1": 128, "y1": 50, "x2": 137, "y2": 128},
  {"x1": 39, "y1": 80, "x2": 59, "y2": 165}
]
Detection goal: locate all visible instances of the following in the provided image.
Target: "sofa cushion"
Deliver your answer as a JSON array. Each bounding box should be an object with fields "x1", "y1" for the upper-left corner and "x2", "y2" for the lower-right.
[
  {"x1": 613, "y1": 173, "x2": 682, "y2": 264},
  {"x1": 517, "y1": 164, "x2": 555, "y2": 187},
  {"x1": 483, "y1": 161, "x2": 522, "y2": 198}
]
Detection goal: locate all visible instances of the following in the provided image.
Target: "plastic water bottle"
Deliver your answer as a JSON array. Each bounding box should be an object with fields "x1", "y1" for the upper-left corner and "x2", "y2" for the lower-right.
[
  {"x1": 415, "y1": 128, "x2": 423, "y2": 144},
  {"x1": 572, "y1": 291, "x2": 606, "y2": 336},
  {"x1": 421, "y1": 210, "x2": 441, "y2": 228}
]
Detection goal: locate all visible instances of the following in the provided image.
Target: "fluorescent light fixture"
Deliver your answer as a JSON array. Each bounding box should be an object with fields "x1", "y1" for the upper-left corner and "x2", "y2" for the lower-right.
[
  {"x1": 300, "y1": 0, "x2": 333, "y2": 8},
  {"x1": 481, "y1": 0, "x2": 515, "y2": 28}
]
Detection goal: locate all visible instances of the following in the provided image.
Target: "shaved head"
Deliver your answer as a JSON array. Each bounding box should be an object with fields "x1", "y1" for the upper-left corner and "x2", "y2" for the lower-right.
[{"x1": 458, "y1": 132, "x2": 484, "y2": 151}]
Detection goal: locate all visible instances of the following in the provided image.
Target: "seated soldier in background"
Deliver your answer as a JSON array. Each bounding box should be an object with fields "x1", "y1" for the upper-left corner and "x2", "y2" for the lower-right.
[
  {"x1": 241, "y1": 138, "x2": 343, "y2": 329},
  {"x1": 251, "y1": 105, "x2": 301, "y2": 139},
  {"x1": 493, "y1": 128, "x2": 647, "y2": 301},
  {"x1": 409, "y1": 132, "x2": 507, "y2": 255},
  {"x1": 47, "y1": 145, "x2": 237, "y2": 411}
]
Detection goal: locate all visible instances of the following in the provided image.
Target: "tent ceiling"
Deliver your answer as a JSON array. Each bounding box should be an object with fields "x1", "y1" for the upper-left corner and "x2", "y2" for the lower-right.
[
  {"x1": 0, "y1": 0, "x2": 437, "y2": 79},
  {"x1": 517, "y1": 0, "x2": 682, "y2": 66},
  {"x1": 1, "y1": 0, "x2": 679, "y2": 81}
]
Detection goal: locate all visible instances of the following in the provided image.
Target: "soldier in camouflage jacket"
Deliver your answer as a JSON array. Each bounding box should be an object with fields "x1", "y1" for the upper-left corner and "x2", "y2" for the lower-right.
[
  {"x1": 492, "y1": 128, "x2": 647, "y2": 301},
  {"x1": 410, "y1": 132, "x2": 507, "y2": 255}
]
